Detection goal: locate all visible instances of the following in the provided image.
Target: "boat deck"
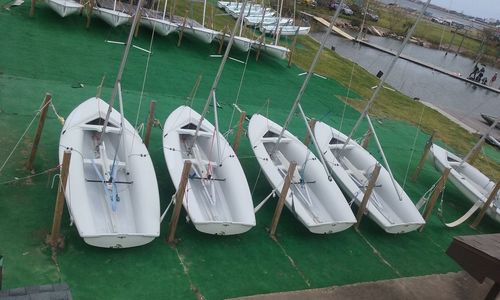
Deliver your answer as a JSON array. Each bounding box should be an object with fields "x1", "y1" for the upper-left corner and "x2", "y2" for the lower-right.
[{"x1": 1, "y1": 4, "x2": 499, "y2": 300}]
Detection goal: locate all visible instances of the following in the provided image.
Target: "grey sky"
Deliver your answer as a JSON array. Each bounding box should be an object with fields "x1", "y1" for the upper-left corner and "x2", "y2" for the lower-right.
[{"x1": 430, "y1": 0, "x2": 500, "y2": 20}]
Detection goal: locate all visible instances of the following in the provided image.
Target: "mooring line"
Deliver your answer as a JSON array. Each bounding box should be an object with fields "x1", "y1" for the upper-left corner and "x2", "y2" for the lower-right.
[
  {"x1": 356, "y1": 228, "x2": 402, "y2": 277},
  {"x1": 272, "y1": 237, "x2": 311, "y2": 288},
  {"x1": 174, "y1": 247, "x2": 206, "y2": 300}
]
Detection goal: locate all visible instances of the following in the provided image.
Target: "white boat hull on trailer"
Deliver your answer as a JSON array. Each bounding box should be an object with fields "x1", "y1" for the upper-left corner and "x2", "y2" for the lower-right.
[
  {"x1": 163, "y1": 106, "x2": 256, "y2": 235},
  {"x1": 314, "y1": 121, "x2": 425, "y2": 233},
  {"x1": 59, "y1": 97, "x2": 160, "y2": 248},
  {"x1": 248, "y1": 114, "x2": 356, "y2": 234},
  {"x1": 429, "y1": 144, "x2": 500, "y2": 223},
  {"x1": 181, "y1": 26, "x2": 219, "y2": 44},
  {"x1": 45, "y1": 0, "x2": 83, "y2": 17},
  {"x1": 140, "y1": 16, "x2": 178, "y2": 36},
  {"x1": 93, "y1": 7, "x2": 131, "y2": 27}
]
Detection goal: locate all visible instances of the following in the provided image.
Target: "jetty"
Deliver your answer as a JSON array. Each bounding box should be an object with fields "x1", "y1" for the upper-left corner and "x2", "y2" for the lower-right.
[{"x1": 303, "y1": 11, "x2": 500, "y2": 94}]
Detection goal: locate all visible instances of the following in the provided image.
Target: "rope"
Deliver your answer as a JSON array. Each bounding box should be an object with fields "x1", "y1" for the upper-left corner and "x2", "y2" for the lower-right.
[
  {"x1": 50, "y1": 103, "x2": 65, "y2": 125},
  {"x1": 130, "y1": 6, "x2": 159, "y2": 151},
  {"x1": 0, "y1": 165, "x2": 60, "y2": 185},
  {"x1": 0, "y1": 100, "x2": 51, "y2": 175},
  {"x1": 402, "y1": 105, "x2": 426, "y2": 189}
]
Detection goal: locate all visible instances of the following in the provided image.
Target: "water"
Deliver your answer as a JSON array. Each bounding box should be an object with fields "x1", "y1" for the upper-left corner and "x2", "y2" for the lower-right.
[{"x1": 310, "y1": 32, "x2": 500, "y2": 136}]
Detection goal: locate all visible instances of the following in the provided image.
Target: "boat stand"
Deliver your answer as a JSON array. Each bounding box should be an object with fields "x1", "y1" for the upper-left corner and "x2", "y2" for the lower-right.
[
  {"x1": 27, "y1": 93, "x2": 52, "y2": 172},
  {"x1": 419, "y1": 167, "x2": 451, "y2": 232},
  {"x1": 47, "y1": 150, "x2": 71, "y2": 255},
  {"x1": 166, "y1": 160, "x2": 192, "y2": 246},
  {"x1": 269, "y1": 161, "x2": 296, "y2": 239},
  {"x1": 355, "y1": 164, "x2": 381, "y2": 229}
]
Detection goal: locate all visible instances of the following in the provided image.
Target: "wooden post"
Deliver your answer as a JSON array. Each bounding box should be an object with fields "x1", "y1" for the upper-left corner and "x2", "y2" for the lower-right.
[
  {"x1": 232, "y1": 111, "x2": 246, "y2": 154},
  {"x1": 419, "y1": 167, "x2": 451, "y2": 231},
  {"x1": 411, "y1": 132, "x2": 435, "y2": 182},
  {"x1": 29, "y1": 0, "x2": 36, "y2": 17},
  {"x1": 355, "y1": 164, "x2": 381, "y2": 228},
  {"x1": 466, "y1": 139, "x2": 484, "y2": 165},
  {"x1": 0, "y1": 255, "x2": 3, "y2": 290},
  {"x1": 303, "y1": 118, "x2": 317, "y2": 147},
  {"x1": 287, "y1": 27, "x2": 300, "y2": 67},
  {"x1": 27, "y1": 93, "x2": 52, "y2": 172},
  {"x1": 471, "y1": 181, "x2": 500, "y2": 228},
  {"x1": 218, "y1": 26, "x2": 228, "y2": 54},
  {"x1": 256, "y1": 35, "x2": 264, "y2": 62},
  {"x1": 361, "y1": 128, "x2": 373, "y2": 149},
  {"x1": 48, "y1": 150, "x2": 71, "y2": 249},
  {"x1": 86, "y1": 0, "x2": 94, "y2": 29},
  {"x1": 269, "y1": 161, "x2": 296, "y2": 238},
  {"x1": 144, "y1": 100, "x2": 156, "y2": 148},
  {"x1": 134, "y1": 8, "x2": 142, "y2": 37},
  {"x1": 177, "y1": 10, "x2": 189, "y2": 47},
  {"x1": 166, "y1": 160, "x2": 192, "y2": 245}
]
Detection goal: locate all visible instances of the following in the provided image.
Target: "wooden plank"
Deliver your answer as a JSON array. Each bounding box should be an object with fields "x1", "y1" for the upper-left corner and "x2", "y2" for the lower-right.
[
  {"x1": 232, "y1": 111, "x2": 246, "y2": 154},
  {"x1": 48, "y1": 150, "x2": 71, "y2": 250},
  {"x1": 411, "y1": 132, "x2": 434, "y2": 182},
  {"x1": 144, "y1": 100, "x2": 156, "y2": 149},
  {"x1": 269, "y1": 161, "x2": 296, "y2": 238},
  {"x1": 166, "y1": 160, "x2": 192, "y2": 245},
  {"x1": 27, "y1": 93, "x2": 52, "y2": 171},
  {"x1": 471, "y1": 181, "x2": 500, "y2": 228},
  {"x1": 303, "y1": 118, "x2": 317, "y2": 147},
  {"x1": 355, "y1": 164, "x2": 381, "y2": 228},
  {"x1": 419, "y1": 167, "x2": 451, "y2": 231}
]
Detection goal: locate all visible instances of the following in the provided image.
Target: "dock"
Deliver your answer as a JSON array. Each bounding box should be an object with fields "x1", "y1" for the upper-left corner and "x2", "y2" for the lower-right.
[
  {"x1": 303, "y1": 11, "x2": 500, "y2": 94},
  {"x1": 300, "y1": 11, "x2": 355, "y2": 41},
  {"x1": 356, "y1": 40, "x2": 500, "y2": 94}
]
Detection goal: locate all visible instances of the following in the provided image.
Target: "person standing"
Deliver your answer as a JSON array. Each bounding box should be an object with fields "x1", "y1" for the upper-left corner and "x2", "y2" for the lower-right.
[
  {"x1": 490, "y1": 72, "x2": 497, "y2": 86},
  {"x1": 468, "y1": 64, "x2": 479, "y2": 79}
]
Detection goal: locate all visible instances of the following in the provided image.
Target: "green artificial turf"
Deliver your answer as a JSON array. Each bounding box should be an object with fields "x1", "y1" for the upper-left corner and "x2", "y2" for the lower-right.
[{"x1": 0, "y1": 3, "x2": 498, "y2": 300}]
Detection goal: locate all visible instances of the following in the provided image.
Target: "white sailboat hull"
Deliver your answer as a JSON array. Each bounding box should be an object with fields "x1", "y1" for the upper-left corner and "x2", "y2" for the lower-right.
[
  {"x1": 59, "y1": 97, "x2": 160, "y2": 248},
  {"x1": 244, "y1": 16, "x2": 293, "y2": 27},
  {"x1": 252, "y1": 42, "x2": 290, "y2": 60},
  {"x1": 248, "y1": 114, "x2": 356, "y2": 234},
  {"x1": 218, "y1": 34, "x2": 254, "y2": 52},
  {"x1": 162, "y1": 106, "x2": 256, "y2": 235},
  {"x1": 140, "y1": 16, "x2": 178, "y2": 36},
  {"x1": 181, "y1": 26, "x2": 219, "y2": 44},
  {"x1": 45, "y1": 0, "x2": 83, "y2": 17},
  {"x1": 429, "y1": 144, "x2": 500, "y2": 223},
  {"x1": 93, "y1": 7, "x2": 131, "y2": 27},
  {"x1": 260, "y1": 25, "x2": 310, "y2": 36},
  {"x1": 314, "y1": 121, "x2": 425, "y2": 233}
]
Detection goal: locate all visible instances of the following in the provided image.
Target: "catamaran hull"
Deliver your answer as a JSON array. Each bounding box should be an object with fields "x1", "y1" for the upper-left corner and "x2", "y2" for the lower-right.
[
  {"x1": 140, "y1": 17, "x2": 178, "y2": 36},
  {"x1": 248, "y1": 114, "x2": 356, "y2": 234},
  {"x1": 45, "y1": 0, "x2": 83, "y2": 17},
  {"x1": 429, "y1": 144, "x2": 500, "y2": 223},
  {"x1": 59, "y1": 97, "x2": 160, "y2": 248},
  {"x1": 93, "y1": 7, "x2": 131, "y2": 27},
  {"x1": 162, "y1": 106, "x2": 255, "y2": 235},
  {"x1": 314, "y1": 121, "x2": 425, "y2": 233}
]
